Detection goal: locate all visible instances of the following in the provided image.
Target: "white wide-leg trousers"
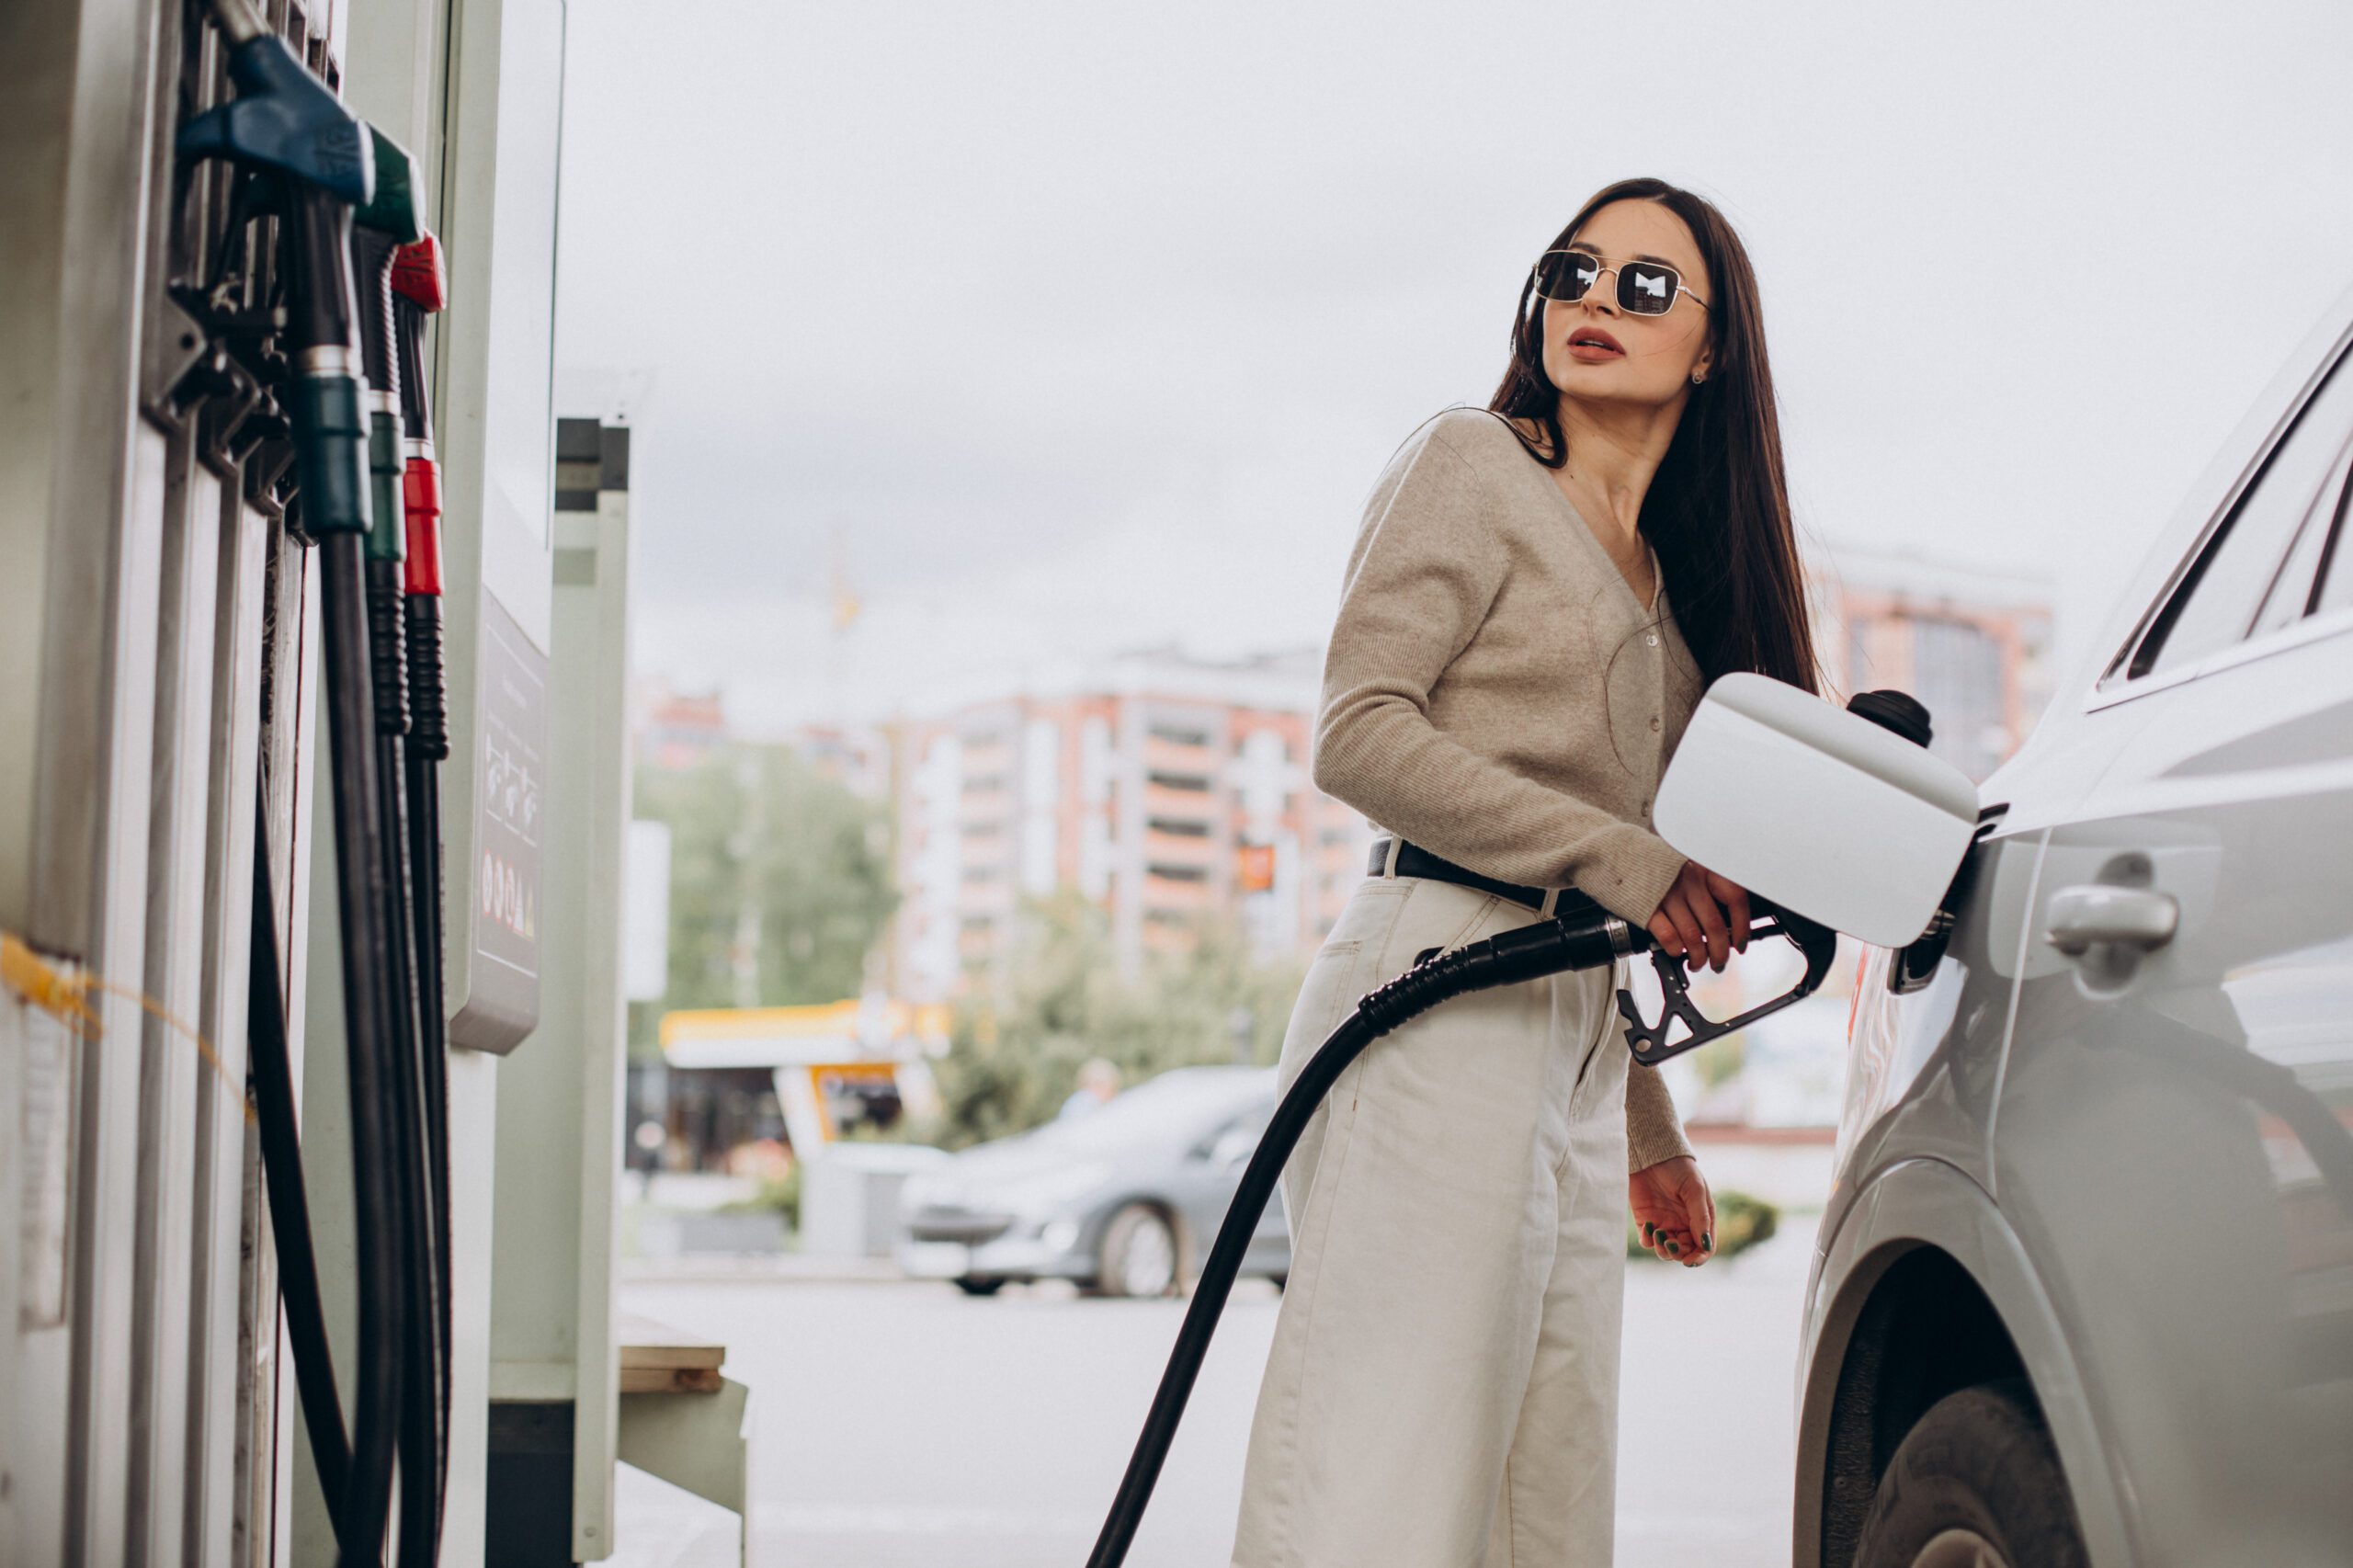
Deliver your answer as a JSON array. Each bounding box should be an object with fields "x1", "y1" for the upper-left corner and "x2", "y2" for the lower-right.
[{"x1": 1229, "y1": 860, "x2": 1633, "y2": 1568}]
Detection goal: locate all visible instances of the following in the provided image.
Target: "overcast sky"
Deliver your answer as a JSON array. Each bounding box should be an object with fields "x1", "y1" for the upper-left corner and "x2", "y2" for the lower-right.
[{"x1": 553, "y1": 0, "x2": 2353, "y2": 736}]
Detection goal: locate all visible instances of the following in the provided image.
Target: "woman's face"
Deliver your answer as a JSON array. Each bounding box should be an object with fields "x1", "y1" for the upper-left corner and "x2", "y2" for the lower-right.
[{"x1": 1539, "y1": 199, "x2": 1715, "y2": 414}]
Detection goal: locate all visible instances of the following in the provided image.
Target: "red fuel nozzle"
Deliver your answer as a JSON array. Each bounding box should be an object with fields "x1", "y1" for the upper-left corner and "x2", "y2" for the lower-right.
[
  {"x1": 401, "y1": 455, "x2": 443, "y2": 597},
  {"x1": 391, "y1": 233, "x2": 446, "y2": 312}
]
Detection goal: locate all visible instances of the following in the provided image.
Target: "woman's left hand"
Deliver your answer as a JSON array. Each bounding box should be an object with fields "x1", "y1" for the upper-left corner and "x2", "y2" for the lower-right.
[{"x1": 1629, "y1": 1154, "x2": 1715, "y2": 1267}]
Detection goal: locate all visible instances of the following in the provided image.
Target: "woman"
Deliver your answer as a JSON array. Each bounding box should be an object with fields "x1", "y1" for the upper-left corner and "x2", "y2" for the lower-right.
[{"x1": 1229, "y1": 177, "x2": 1824, "y2": 1568}]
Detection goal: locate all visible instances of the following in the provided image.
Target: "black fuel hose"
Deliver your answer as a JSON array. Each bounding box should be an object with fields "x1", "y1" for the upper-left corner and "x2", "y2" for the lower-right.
[
  {"x1": 1086, "y1": 892, "x2": 1635, "y2": 1568},
  {"x1": 245, "y1": 812, "x2": 357, "y2": 1551},
  {"x1": 403, "y1": 664, "x2": 454, "y2": 1534},
  {"x1": 284, "y1": 177, "x2": 404, "y2": 1565},
  {"x1": 357, "y1": 209, "x2": 449, "y2": 1568},
  {"x1": 368, "y1": 564, "x2": 444, "y2": 1568},
  {"x1": 314, "y1": 529, "x2": 404, "y2": 1562},
  {"x1": 393, "y1": 258, "x2": 454, "y2": 1536}
]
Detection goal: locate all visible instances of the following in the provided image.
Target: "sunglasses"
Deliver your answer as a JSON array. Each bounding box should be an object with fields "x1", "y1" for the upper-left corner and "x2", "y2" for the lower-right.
[{"x1": 1530, "y1": 248, "x2": 1711, "y2": 316}]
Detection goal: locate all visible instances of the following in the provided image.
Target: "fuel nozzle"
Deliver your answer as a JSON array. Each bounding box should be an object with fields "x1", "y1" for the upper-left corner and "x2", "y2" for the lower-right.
[
  {"x1": 1611, "y1": 686, "x2": 1942, "y2": 1065},
  {"x1": 175, "y1": 5, "x2": 374, "y2": 208},
  {"x1": 390, "y1": 233, "x2": 449, "y2": 762}
]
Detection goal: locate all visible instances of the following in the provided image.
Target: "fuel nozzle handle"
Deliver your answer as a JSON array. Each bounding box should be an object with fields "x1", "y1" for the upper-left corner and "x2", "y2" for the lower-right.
[
  {"x1": 391, "y1": 234, "x2": 445, "y2": 449},
  {"x1": 176, "y1": 6, "x2": 373, "y2": 207},
  {"x1": 351, "y1": 125, "x2": 425, "y2": 410},
  {"x1": 390, "y1": 233, "x2": 449, "y2": 761},
  {"x1": 1607, "y1": 685, "x2": 1934, "y2": 1066}
]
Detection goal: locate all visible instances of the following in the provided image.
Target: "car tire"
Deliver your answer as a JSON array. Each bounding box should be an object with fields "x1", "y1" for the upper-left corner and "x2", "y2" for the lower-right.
[
  {"x1": 952, "y1": 1276, "x2": 1006, "y2": 1297},
  {"x1": 1096, "y1": 1203, "x2": 1179, "y2": 1299},
  {"x1": 1855, "y1": 1379, "x2": 2087, "y2": 1568}
]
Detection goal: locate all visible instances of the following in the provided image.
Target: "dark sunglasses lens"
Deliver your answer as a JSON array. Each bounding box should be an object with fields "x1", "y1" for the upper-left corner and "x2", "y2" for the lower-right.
[
  {"x1": 1620, "y1": 262, "x2": 1679, "y2": 314},
  {"x1": 1536, "y1": 251, "x2": 1601, "y2": 301}
]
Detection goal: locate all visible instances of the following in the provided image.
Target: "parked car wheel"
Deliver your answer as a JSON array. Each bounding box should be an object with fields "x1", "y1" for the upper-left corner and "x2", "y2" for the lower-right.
[
  {"x1": 1856, "y1": 1380, "x2": 2086, "y2": 1568},
  {"x1": 953, "y1": 1276, "x2": 1006, "y2": 1297},
  {"x1": 1096, "y1": 1203, "x2": 1178, "y2": 1298}
]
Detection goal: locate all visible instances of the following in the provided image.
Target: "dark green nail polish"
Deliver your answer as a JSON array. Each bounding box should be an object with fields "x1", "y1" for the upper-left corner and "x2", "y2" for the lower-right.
[
  {"x1": 1702, "y1": 1232, "x2": 1713, "y2": 1251},
  {"x1": 1665, "y1": 1241, "x2": 1679, "y2": 1256},
  {"x1": 1643, "y1": 1221, "x2": 1654, "y2": 1242}
]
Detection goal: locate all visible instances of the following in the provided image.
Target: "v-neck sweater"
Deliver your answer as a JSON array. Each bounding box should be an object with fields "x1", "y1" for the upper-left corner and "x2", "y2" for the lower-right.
[{"x1": 1311, "y1": 407, "x2": 1705, "y2": 1170}]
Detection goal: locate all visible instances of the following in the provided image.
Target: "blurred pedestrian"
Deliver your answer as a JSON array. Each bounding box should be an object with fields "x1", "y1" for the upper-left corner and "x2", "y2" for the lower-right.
[{"x1": 1060, "y1": 1057, "x2": 1122, "y2": 1119}]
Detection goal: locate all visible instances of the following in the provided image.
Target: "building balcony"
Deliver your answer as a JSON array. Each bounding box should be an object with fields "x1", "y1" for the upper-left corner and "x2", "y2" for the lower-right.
[
  {"x1": 1143, "y1": 735, "x2": 1220, "y2": 778},
  {"x1": 1142, "y1": 781, "x2": 1214, "y2": 819},
  {"x1": 1142, "y1": 828, "x2": 1216, "y2": 866},
  {"x1": 1142, "y1": 873, "x2": 1212, "y2": 911}
]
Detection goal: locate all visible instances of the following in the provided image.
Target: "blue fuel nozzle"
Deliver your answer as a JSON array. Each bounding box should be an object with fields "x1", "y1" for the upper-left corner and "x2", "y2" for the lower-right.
[{"x1": 176, "y1": 32, "x2": 373, "y2": 208}]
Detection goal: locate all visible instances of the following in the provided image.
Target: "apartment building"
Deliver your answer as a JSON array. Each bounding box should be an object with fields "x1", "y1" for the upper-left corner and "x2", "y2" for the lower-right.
[
  {"x1": 1811, "y1": 544, "x2": 2054, "y2": 783},
  {"x1": 892, "y1": 646, "x2": 1378, "y2": 999}
]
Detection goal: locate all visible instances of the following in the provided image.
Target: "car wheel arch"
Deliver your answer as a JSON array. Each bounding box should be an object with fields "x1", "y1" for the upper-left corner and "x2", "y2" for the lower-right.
[{"x1": 1797, "y1": 1159, "x2": 2136, "y2": 1568}]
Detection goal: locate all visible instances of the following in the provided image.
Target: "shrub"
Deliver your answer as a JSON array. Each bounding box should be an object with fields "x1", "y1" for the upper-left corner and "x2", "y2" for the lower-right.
[{"x1": 725, "y1": 1165, "x2": 801, "y2": 1230}]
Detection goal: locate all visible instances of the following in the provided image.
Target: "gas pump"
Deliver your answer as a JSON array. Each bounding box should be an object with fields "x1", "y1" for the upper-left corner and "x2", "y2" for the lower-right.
[{"x1": 2, "y1": 0, "x2": 569, "y2": 1560}]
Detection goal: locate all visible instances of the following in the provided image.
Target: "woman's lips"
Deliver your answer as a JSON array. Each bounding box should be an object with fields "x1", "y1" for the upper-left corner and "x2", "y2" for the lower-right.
[{"x1": 1565, "y1": 328, "x2": 1625, "y2": 362}]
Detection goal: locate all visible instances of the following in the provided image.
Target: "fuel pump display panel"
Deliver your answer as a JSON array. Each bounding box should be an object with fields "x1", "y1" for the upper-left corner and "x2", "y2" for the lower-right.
[{"x1": 453, "y1": 589, "x2": 548, "y2": 1051}]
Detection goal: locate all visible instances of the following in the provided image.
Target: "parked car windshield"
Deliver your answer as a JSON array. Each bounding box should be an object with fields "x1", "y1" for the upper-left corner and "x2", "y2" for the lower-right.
[{"x1": 1029, "y1": 1070, "x2": 1267, "y2": 1153}]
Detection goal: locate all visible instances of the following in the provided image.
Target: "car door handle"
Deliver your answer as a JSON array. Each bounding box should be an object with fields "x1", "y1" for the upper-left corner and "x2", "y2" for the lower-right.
[{"x1": 2044, "y1": 884, "x2": 2178, "y2": 956}]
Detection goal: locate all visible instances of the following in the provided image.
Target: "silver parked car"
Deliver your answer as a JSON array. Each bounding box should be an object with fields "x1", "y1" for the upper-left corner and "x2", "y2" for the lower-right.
[
  {"x1": 1797, "y1": 288, "x2": 2353, "y2": 1566},
  {"x1": 896, "y1": 1066, "x2": 1291, "y2": 1298}
]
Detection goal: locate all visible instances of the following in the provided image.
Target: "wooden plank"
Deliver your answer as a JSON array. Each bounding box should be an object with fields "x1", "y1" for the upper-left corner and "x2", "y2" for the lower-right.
[
  {"x1": 619, "y1": 1365, "x2": 724, "y2": 1395},
  {"x1": 616, "y1": 1311, "x2": 726, "y2": 1374}
]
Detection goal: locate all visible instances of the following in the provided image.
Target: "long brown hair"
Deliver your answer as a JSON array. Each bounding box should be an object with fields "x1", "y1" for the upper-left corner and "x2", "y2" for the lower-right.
[{"x1": 1489, "y1": 176, "x2": 1825, "y2": 699}]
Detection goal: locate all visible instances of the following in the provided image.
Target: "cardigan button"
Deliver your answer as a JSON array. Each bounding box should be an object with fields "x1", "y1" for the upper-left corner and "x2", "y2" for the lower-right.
[
  {"x1": 1644, "y1": 631, "x2": 1659, "y2": 646},
  {"x1": 1649, "y1": 716, "x2": 1661, "y2": 732}
]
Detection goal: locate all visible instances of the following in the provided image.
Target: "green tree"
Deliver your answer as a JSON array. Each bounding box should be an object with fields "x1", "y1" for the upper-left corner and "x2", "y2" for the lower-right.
[
  {"x1": 628, "y1": 744, "x2": 899, "y2": 1054},
  {"x1": 913, "y1": 889, "x2": 1308, "y2": 1151}
]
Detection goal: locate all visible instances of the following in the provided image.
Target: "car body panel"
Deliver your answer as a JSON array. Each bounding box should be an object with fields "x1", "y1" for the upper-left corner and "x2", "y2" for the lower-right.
[
  {"x1": 1797, "y1": 1157, "x2": 2137, "y2": 1568},
  {"x1": 1801, "y1": 281, "x2": 2353, "y2": 1566},
  {"x1": 896, "y1": 1066, "x2": 1290, "y2": 1288},
  {"x1": 1827, "y1": 827, "x2": 2047, "y2": 1235},
  {"x1": 1990, "y1": 618, "x2": 2353, "y2": 1566}
]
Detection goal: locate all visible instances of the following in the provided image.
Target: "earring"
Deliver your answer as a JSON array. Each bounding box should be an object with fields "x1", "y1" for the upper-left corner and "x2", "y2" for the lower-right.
[{"x1": 1690, "y1": 370, "x2": 1706, "y2": 385}]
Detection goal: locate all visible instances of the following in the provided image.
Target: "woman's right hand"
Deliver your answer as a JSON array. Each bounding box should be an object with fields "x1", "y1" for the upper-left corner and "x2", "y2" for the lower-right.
[{"x1": 1645, "y1": 859, "x2": 1751, "y2": 973}]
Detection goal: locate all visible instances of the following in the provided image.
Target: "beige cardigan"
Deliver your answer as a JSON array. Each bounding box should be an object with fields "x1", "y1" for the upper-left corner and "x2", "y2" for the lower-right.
[{"x1": 1311, "y1": 407, "x2": 1706, "y2": 1172}]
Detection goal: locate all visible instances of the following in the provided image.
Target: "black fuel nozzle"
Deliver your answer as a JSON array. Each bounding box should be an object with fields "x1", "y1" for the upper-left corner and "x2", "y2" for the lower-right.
[
  {"x1": 1615, "y1": 900, "x2": 1839, "y2": 1066},
  {"x1": 1605, "y1": 685, "x2": 1939, "y2": 1065}
]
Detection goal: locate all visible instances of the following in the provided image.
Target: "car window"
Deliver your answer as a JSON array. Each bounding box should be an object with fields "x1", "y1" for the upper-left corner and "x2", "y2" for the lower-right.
[
  {"x1": 2249, "y1": 447, "x2": 2352, "y2": 637},
  {"x1": 2309, "y1": 473, "x2": 2353, "y2": 618},
  {"x1": 1041, "y1": 1071, "x2": 1269, "y2": 1153},
  {"x1": 2127, "y1": 346, "x2": 2353, "y2": 680}
]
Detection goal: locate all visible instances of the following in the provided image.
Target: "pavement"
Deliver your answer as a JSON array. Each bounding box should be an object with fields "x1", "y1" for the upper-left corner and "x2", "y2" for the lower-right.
[{"x1": 607, "y1": 1215, "x2": 1820, "y2": 1568}]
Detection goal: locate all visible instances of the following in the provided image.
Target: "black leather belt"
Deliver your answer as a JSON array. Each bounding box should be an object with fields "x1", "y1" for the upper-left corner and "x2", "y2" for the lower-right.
[{"x1": 1368, "y1": 836, "x2": 1555, "y2": 913}]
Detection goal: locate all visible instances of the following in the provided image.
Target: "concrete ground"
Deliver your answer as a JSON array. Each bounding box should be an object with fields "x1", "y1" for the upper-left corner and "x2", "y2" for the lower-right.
[{"x1": 607, "y1": 1213, "x2": 1820, "y2": 1568}]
